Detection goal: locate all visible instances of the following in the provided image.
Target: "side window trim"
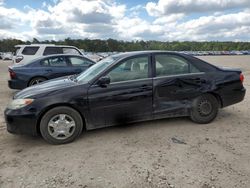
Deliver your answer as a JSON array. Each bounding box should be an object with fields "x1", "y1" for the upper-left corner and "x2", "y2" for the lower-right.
[
  {"x1": 92, "y1": 77, "x2": 152, "y2": 87},
  {"x1": 65, "y1": 56, "x2": 73, "y2": 66},
  {"x1": 153, "y1": 72, "x2": 205, "y2": 80},
  {"x1": 60, "y1": 56, "x2": 69, "y2": 67},
  {"x1": 109, "y1": 77, "x2": 152, "y2": 85}
]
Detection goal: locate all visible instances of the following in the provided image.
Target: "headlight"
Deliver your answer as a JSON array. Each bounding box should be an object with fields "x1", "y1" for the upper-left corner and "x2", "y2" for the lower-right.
[{"x1": 7, "y1": 99, "x2": 34, "y2": 110}]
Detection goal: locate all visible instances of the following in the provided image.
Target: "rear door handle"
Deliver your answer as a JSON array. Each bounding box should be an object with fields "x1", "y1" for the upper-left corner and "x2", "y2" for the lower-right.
[
  {"x1": 45, "y1": 69, "x2": 52, "y2": 72},
  {"x1": 140, "y1": 85, "x2": 152, "y2": 90}
]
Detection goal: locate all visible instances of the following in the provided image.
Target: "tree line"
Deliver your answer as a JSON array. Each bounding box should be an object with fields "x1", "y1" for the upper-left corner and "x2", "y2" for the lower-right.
[{"x1": 0, "y1": 38, "x2": 250, "y2": 52}]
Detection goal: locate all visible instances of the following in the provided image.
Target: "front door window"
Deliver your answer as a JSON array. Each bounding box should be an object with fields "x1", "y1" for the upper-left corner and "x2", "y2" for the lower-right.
[{"x1": 106, "y1": 56, "x2": 149, "y2": 83}]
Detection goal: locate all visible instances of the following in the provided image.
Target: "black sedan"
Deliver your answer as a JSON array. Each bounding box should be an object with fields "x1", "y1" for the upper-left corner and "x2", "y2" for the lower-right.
[
  {"x1": 8, "y1": 54, "x2": 95, "y2": 89},
  {"x1": 5, "y1": 51, "x2": 246, "y2": 144}
]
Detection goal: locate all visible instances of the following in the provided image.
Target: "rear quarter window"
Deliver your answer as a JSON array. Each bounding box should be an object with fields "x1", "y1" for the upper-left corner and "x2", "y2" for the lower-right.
[
  {"x1": 69, "y1": 56, "x2": 93, "y2": 66},
  {"x1": 22, "y1": 47, "x2": 39, "y2": 55},
  {"x1": 62, "y1": 48, "x2": 81, "y2": 55}
]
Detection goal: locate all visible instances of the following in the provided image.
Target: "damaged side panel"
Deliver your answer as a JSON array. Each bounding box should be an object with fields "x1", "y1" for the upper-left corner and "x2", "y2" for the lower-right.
[{"x1": 152, "y1": 72, "x2": 217, "y2": 119}]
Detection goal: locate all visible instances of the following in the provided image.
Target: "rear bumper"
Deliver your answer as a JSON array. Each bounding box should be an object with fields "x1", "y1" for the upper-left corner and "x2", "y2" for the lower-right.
[
  {"x1": 4, "y1": 108, "x2": 38, "y2": 136},
  {"x1": 221, "y1": 87, "x2": 246, "y2": 107},
  {"x1": 8, "y1": 79, "x2": 26, "y2": 90}
]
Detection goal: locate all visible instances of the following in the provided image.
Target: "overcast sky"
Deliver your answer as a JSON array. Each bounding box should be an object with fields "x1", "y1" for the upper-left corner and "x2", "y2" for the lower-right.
[{"x1": 0, "y1": 0, "x2": 250, "y2": 41}]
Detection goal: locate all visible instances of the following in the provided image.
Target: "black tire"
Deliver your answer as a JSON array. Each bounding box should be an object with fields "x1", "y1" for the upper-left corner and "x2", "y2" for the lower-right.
[
  {"x1": 40, "y1": 106, "x2": 83, "y2": 144},
  {"x1": 190, "y1": 94, "x2": 219, "y2": 124},
  {"x1": 28, "y1": 77, "x2": 47, "y2": 86}
]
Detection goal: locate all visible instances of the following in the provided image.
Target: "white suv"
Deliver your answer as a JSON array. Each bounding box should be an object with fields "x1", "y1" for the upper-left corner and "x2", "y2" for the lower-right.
[{"x1": 14, "y1": 44, "x2": 83, "y2": 65}]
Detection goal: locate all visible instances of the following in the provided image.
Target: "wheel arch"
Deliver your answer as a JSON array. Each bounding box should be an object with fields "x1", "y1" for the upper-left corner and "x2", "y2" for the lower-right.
[
  {"x1": 36, "y1": 103, "x2": 86, "y2": 135},
  {"x1": 207, "y1": 92, "x2": 223, "y2": 108}
]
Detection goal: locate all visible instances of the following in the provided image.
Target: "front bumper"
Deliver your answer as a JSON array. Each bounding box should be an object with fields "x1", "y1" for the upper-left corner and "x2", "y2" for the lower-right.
[
  {"x1": 8, "y1": 79, "x2": 27, "y2": 90},
  {"x1": 4, "y1": 108, "x2": 38, "y2": 136}
]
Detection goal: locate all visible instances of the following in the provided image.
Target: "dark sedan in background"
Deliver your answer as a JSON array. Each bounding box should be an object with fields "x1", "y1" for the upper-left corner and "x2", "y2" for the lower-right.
[
  {"x1": 8, "y1": 54, "x2": 95, "y2": 89},
  {"x1": 5, "y1": 51, "x2": 245, "y2": 144}
]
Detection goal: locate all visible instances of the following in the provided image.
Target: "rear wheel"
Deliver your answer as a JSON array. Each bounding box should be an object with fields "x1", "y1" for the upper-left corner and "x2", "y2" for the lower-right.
[
  {"x1": 28, "y1": 77, "x2": 47, "y2": 86},
  {"x1": 190, "y1": 94, "x2": 219, "y2": 124},
  {"x1": 40, "y1": 106, "x2": 83, "y2": 144}
]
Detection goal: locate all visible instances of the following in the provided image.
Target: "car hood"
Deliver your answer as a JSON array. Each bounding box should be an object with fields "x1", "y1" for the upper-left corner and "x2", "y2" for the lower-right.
[{"x1": 14, "y1": 77, "x2": 77, "y2": 99}]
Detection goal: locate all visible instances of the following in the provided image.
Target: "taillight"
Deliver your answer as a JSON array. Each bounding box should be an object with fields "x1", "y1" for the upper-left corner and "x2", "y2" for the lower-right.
[
  {"x1": 9, "y1": 69, "x2": 16, "y2": 79},
  {"x1": 15, "y1": 55, "x2": 23, "y2": 63},
  {"x1": 240, "y1": 73, "x2": 244, "y2": 84}
]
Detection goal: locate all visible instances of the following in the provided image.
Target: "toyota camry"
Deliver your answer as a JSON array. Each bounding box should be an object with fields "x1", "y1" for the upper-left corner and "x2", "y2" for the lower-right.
[{"x1": 5, "y1": 51, "x2": 246, "y2": 144}]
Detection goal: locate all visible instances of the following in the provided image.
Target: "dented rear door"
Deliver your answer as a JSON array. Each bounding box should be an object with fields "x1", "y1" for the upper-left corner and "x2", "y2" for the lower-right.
[{"x1": 152, "y1": 53, "x2": 210, "y2": 119}]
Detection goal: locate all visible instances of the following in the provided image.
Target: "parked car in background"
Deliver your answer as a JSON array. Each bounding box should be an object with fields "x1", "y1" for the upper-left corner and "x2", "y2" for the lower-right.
[
  {"x1": 8, "y1": 54, "x2": 95, "y2": 89},
  {"x1": 2, "y1": 52, "x2": 13, "y2": 60},
  {"x1": 5, "y1": 51, "x2": 245, "y2": 144},
  {"x1": 14, "y1": 44, "x2": 83, "y2": 65}
]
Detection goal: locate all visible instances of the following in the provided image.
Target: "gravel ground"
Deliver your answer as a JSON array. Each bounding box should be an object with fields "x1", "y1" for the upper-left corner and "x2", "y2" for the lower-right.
[{"x1": 0, "y1": 56, "x2": 250, "y2": 188}]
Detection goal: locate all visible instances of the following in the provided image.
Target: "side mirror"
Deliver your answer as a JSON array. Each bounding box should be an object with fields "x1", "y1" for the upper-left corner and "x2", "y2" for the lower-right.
[{"x1": 97, "y1": 76, "x2": 110, "y2": 87}]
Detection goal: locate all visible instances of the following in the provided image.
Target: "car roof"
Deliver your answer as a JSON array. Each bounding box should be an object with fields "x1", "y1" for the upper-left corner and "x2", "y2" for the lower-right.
[
  {"x1": 14, "y1": 44, "x2": 79, "y2": 48},
  {"x1": 42, "y1": 54, "x2": 85, "y2": 58},
  {"x1": 112, "y1": 50, "x2": 183, "y2": 59},
  {"x1": 27, "y1": 54, "x2": 94, "y2": 64},
  {"x1": 15, "y1": 44, "x2": 55, "y2": 47}
]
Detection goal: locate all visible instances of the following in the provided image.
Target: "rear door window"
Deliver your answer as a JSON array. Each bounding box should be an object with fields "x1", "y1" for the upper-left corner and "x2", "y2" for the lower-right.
[
  {"x1": 43, "y1": 47, "x2": 63, "y2": 55},
  {"x1": 155, "y1": 54, "x2": 200, "y2": 77},
  {"x1": 22, "y1": 47, "x2": 39, "y2": 55}
]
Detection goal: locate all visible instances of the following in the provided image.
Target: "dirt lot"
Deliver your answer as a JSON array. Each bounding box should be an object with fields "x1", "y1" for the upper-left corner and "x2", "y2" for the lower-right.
[{"x1": 0, "y1": 56, "x2": 250, "y2": 188}]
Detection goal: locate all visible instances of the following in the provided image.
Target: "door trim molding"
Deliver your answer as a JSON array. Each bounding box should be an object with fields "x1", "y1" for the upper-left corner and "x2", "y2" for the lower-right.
[{"x1": 153, "y1": 72, "x2": 205, "y2": 80}]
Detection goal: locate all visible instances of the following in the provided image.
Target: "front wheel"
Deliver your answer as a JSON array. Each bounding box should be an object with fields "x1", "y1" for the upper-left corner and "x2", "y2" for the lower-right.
[
  {"x1": 190, "y1": 94, "x2": 219, "y2": 124},
  {"x1": 40, "y1": 106, "x2": 83, "y2": 144}
]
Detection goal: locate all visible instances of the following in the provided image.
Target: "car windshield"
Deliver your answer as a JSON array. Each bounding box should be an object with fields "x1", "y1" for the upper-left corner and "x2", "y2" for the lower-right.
[{"x1": 76, "y1": 56, "x2": 117, "y2": 84}]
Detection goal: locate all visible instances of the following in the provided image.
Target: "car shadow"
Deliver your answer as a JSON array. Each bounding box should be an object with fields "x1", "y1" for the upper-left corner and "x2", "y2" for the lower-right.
[{"x1": 78, "y1": 108, "x2": 239, "y2": 140}]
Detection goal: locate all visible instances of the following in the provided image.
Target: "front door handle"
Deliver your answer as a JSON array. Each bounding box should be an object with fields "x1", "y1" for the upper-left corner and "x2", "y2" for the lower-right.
[{"x1": 45, "y1": 69, "x2": 52, "y2": 72}]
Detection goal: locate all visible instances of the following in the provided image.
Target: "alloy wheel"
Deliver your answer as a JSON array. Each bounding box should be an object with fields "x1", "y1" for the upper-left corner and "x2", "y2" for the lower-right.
[{"x1": 47, "y1": 114, "x2": 76, "y2": 140}]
